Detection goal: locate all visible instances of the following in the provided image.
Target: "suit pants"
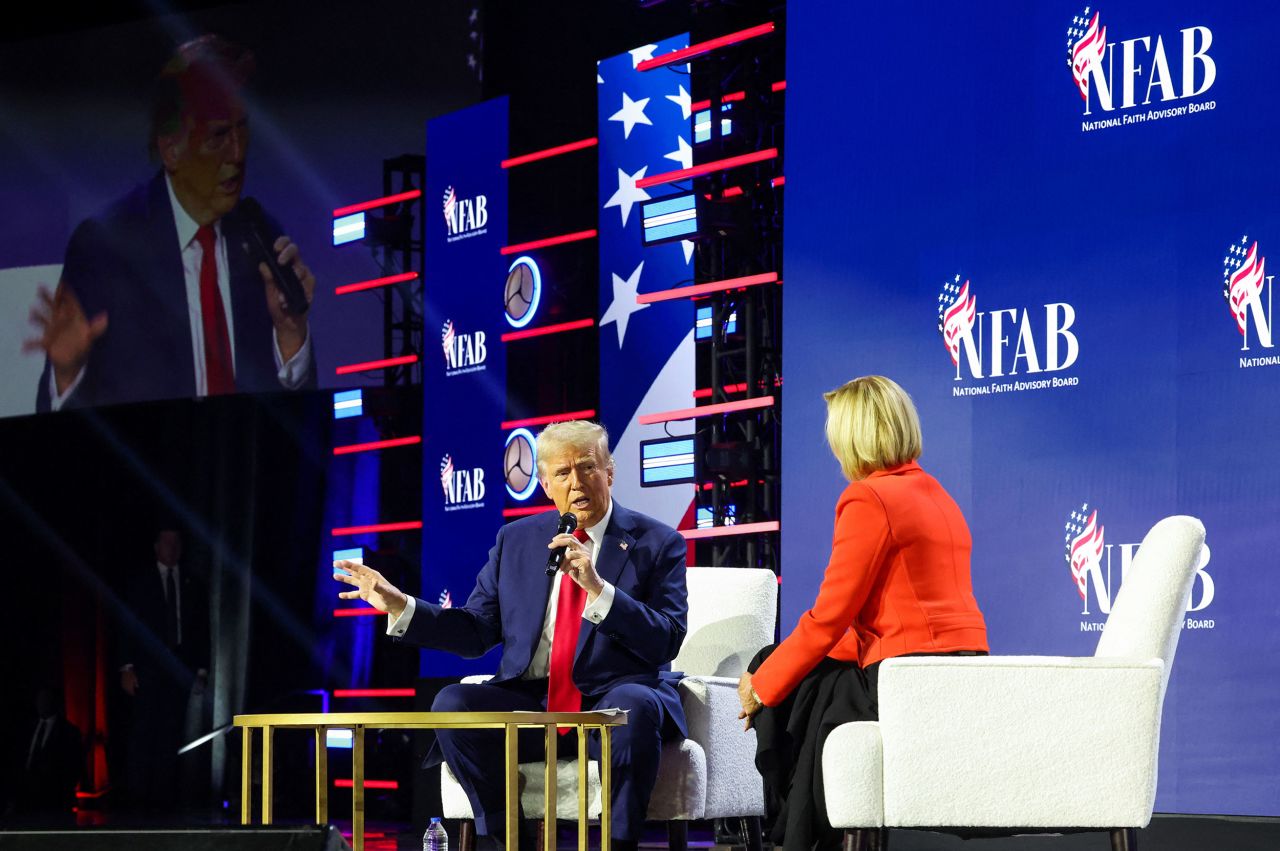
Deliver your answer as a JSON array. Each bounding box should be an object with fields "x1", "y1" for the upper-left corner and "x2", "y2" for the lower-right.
[{"x1": 432, "y1": 678, "x2": 669, "y2": 841}]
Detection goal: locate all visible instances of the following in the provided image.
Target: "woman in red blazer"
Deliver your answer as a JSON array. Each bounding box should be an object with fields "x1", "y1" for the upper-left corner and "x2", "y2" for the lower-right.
[{"x1": 738, "y1": 375, "x2": 988, "y2": 851}]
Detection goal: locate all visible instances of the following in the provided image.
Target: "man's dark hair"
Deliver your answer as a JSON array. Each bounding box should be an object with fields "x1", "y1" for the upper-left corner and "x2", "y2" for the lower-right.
[{"x1": 148, "y1": 34, "x2": 255, "y2": 161}]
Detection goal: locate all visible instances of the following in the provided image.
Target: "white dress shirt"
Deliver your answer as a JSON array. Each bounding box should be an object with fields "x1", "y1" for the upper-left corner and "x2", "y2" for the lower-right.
[
  {"x1": 48, "y1": 176, "x2": 311, "y2": 409},
  {"x1": 387, "y1": 502, "x2": 618, "y2": 680}
]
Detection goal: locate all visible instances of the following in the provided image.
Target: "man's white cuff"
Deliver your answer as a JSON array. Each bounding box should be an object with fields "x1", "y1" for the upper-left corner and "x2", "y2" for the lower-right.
[
  {"x1": 582, "y1": 581, "x2": 615, "y2": 624},
  {"x1": 387, "y1": 595, "x2": 417, "y2": 637},
  {"x1": 273, "y1": 326, "x2": 312, "y2": 389}
]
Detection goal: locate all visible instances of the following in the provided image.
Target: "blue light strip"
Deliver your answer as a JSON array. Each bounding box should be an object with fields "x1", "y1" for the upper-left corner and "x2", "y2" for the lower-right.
[
  {"x1": 333, "y1": 389, "x2": 363, "y2": 419},
  {"x1": 332, "y1": 212, "x2": 366, "y2": 246}
]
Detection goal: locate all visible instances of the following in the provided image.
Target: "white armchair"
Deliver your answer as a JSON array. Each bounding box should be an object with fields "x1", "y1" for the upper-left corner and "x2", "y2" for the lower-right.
[
  {"x1": 823, "y1": 515, "x2": 1206, "y2": 851},
  {"x1": 443, "y1": 566, "x2": 777, "y2": 850}
]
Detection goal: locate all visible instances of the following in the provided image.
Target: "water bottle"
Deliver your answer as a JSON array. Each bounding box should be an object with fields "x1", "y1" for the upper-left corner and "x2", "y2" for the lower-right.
[{"x1": 424, "y1": 817, "x2": 448, "y2": 851}]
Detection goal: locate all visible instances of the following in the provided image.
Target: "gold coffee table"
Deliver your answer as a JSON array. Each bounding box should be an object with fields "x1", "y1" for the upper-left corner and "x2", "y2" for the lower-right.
[{"x1": 234, "y1": 711, "x2": 625, "y2": 851}]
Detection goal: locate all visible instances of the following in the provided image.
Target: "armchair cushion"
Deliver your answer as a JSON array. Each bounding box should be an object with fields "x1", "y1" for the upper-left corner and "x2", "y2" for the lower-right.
[
  {"x1": 679, "y1": 675, "x2": 766, "y2": 817},
  {"x1": 873, "y1": 655, "x2": 1164, "y2": 828}
]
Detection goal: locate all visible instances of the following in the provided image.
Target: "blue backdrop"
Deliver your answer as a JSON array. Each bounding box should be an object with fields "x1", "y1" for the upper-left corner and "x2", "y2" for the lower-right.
[
  {"x1": 782, "y1": 1, "x2": 1280, "y2": 815},
  {"x1": 420, "y1": 97, "x2": 509, "y2": 677}
]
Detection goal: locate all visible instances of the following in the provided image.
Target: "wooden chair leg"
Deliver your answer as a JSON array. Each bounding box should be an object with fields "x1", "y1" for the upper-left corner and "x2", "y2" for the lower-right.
[
  {"x1": 741, "y1": 816, "x2": 763, "y2": 851},
  {"x1": 1110, "y1": 827, "x2": 1137, "y2": 851},
  {"x1": 666, "y1": 820, "x2": 688, "y2": 851},
  {"x1": 459, "y1": 820, "x2": 476, "y2": 851},
  {"x1": 536, "y1": 819, "x2": 546, "y2": 851}
]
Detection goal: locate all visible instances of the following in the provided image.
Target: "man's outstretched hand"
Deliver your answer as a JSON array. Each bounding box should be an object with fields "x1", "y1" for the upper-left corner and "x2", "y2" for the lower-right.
[
  {"x1": 333, "y1": 560, "x2": 408, "y2": 618},
  {"x1": 23, "y1": 281, "x2": 108, "y2": 394}
]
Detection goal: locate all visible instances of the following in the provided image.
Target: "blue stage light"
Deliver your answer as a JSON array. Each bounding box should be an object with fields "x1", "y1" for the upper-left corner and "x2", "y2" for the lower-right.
[
  {"x1": 640, "y1": 436, "x2": 697, "y2": 486},
  {"x1": 332, "y1": 212, "x2": 366, "y2": 245},
  {"x1": 696, "y1": 305, "x2": 738, "y2": 340},
  {"x1": 697, "y1": 505, "x2": 736, "y2": 529},
  {"x1": 333, "y1": 389, "x2": 363, "y2": 419},
  {"x1": 641, "y1": 193, "x2": 698, "y2": 245}
]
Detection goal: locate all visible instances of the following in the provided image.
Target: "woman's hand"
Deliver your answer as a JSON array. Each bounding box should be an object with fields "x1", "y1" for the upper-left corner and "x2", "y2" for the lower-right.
[{"x1": 737, "y1": 671, "x2": 764, "y2": 731}]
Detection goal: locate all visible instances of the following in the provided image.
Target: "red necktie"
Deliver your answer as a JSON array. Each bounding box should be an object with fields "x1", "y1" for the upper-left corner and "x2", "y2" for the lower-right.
[
  {"x1": 195, "y1": 225, "x2": 236, "y2": 395},
  {"x1": 547, "y1": 528, "x2": 590, "y2": 731}
]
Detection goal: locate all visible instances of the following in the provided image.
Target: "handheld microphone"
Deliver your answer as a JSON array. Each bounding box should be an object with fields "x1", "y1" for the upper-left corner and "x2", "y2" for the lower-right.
[
  {"x1": 237, "y1": 197, "x2": 310, "y2": 316},
  {"x1": 545, "y1": 512, "x2": 579, "y2": 576}
]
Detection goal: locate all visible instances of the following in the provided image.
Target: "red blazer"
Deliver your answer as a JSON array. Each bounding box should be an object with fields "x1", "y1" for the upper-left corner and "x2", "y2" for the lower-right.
[{"x1": 753, "y1": 461, "x2": 988, "y2": 706}]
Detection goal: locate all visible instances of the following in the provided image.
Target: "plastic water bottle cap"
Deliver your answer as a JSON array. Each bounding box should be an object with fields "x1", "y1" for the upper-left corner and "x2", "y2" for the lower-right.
[{"x1": 431, "y1": 817, "x2": 441, "y2": 823}]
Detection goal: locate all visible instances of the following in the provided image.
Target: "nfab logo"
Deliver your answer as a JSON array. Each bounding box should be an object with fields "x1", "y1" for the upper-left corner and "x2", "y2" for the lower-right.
[
  {"x1": 440, "y1": 453, "x2": 486, "y2": 511},
  {"x1": 1064, "y1": 503, "x2": 1215, "y2": 630},
  {"x1": 1066, "y1": 7, "x2": 1217, "y2": 131},
  {"x1": 441, "y1": 319, "x2": 488, "y2": 377},
  {"x1": 936, "y1": 275, "x2": 1080, "y2": 396},
  {"x1": 442, "y1": 185, "x2": 489, "y2": 242},
  {"x1": 1222, "y1": 235, "x2": 1278, "y2": 369}
]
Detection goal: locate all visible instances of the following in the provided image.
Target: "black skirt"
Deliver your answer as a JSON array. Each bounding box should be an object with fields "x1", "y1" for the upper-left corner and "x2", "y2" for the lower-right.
[{"x1": 749, "y1": 646, "x2": 985, "y2": 851}]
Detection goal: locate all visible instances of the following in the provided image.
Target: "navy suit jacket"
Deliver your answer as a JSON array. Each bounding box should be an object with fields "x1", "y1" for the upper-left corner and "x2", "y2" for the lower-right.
[
  {"x1": 400, "y1": 502, "x2": 689, "y2": 737},
  {"x1": 36, "y1": 173, "x2": 315, "y2": 411}
]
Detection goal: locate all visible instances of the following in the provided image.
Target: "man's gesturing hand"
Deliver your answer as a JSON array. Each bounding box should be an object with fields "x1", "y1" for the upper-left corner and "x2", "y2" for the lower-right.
[
  {"x1": 334, "y1": 560, "x2": 408, "y2": 618},
  {"x1": 23, "y1": 282, "x2": 108, "y2": 394}
]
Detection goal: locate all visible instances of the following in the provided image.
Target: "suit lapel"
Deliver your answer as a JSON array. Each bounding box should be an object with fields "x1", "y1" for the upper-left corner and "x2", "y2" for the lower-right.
[{"x1": 145, "y1": 174, "x2": 198, "y2": 394}]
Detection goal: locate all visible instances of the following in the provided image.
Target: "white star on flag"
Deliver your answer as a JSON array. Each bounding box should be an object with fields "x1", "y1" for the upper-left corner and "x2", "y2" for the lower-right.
[
  {"x1": 600, "y1": 261, "x2": 651, "y2": 347},
  {"x1": 628, "y1": 44, "x2": 658, "y2": 68},
  {"x1": 597, "y1": 60, "x2": 603, "y2": 84},
  {"x1": 666, "y1": 84, "x2": 692, "y2": 120},
  {"x1": 664, "y1": 136, "x2": 692, "y2": 170},
  {"x1": 681, "y1": 240, "x2": 695, "y2": 264},
  {"x1": 609, "y1": 92, "x2": 653, "y2": 139},
  {"x1": 604, "y1": 166, "x2": 651, "y2": 227}
]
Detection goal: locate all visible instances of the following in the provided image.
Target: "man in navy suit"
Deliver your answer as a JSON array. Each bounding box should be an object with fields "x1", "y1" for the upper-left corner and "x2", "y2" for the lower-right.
[
  {"x1": 335, "y1": 421, "x2": 688, "y2": 851},
  {"x1": 24, "y1": 35, "x2": 315, "y2": 412}
]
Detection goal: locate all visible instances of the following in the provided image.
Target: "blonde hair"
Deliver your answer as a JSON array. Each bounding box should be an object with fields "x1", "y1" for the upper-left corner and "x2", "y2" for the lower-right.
[
  {"x1": 823, "y1": 376, "x2": 922, "y2": 481},
  {"x1": 536, "y1": 420, "x2": 614, "y2": 477}
]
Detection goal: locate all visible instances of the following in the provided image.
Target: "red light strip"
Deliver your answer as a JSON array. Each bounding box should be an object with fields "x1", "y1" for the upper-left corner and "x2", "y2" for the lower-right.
[
  {"x1": 771, "y1": 80, "x2": 787, "y2": 92},
  {"x1": 333, "y1": 688, "x2": 415, "y2": 698},
  {"x1": 335, "y1": 354, "x2": 419, "y2": 375},
  {"x1": 336, "y1": 271, "x2": 418, "y2": 296},
  {"x1": 502, "y1": 137, "x2": 598, "y2": 168},
  {"x1": 75, "y1": 789, "x2": 109, "y2": 799},
  {"x1": 500, "y1": 229, "x2": 598, "y2": 256},
  {"x1": 333, "y1": 190, "x2": 422, "y2": 218},
  {"x1": 771, "y1": 176, "x2": 786, "y2": 188},
  {"x1": 721, "y1": 186, "x2": 745, "y2": 198},
  {"x1": 501, "y1": 409, "x2": 597, "y2": 430},
  {"x1": 331, "y1": 520, "x2": 423, "y2": 536},
  {"x1": 693, "y1": 382, "x2": 748, "y2": 399},
  {"x1": 700, "y1": 479, "x2": 752, "y2": 491},
  {"x1": 637, "y1": 272, "x2": 778, "y2": 304},
  {"x1": 680, "y1": 520, "x2": 780, "y2": 540},
  {"x1": 333, "y1": 608, "x2": 388, "y2": 617},
  {"x1": 504, "y1": 506, "x2": 554, "y2": 518},
  {"x1": 333, "y1": 436, "x2": 422, "y2": 456},
  {"x1": 690, "y1": 90, "x2": 745, "y2": 113},
  {"x1": 637, "y1": 22, "x2": 776, "y2": 71},
  {"x1": 638, "y1": 395, "x2": 775, "y2": 425},
  {"x1": 635, "y1": 149, "x2": 778, "y2": 189},
  {"x1": 335, "y1": 779, "x2": 399, "y2": 790},
  {"x1": 500, "y1": 318, "x2": 595, "y2": 342}
]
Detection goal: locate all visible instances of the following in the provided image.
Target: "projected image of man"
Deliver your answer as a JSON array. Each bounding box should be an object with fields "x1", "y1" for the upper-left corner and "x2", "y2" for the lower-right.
[{"x1": 25, "y1": 35, "x2": 316, "y2": 411}]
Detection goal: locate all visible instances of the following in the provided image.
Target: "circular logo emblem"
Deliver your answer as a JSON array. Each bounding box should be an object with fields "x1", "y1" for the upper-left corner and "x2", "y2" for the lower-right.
[
  {"x1": 504, "y1": 256, "x2": 542, "y2": 328},
  {"x1": 504, "y1": 428, "x2": 538, "y2": 500}
]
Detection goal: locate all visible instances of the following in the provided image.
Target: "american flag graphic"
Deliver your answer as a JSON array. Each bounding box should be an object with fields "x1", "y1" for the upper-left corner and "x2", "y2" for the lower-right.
[
  {"x1": 595, "y1": 34, "x2": 698, "y2": 530},
  {"x1": 438, "y1": 588, "x2": 453, "y2": 609},
  {"x1": 441, "y1": 318, "x2": 456, "y2": 362},
  {"x1": 937, "y1": 275, "x2": 977, "y2": 366},
  {"x1": 1064, "y1": 503, "x2": 1105, "y2": 601},
  {"x1": 442, "y1": 185, "x2": 457, "y2": 226},
  {"x1": 1067, "y1": 8, "x2": 1106, "y2": 101},
  {"x1": 1224, "y1": 236, "x2": 1267, "y2": 335},
  {"x1": 439, "y1": 454, "x2": 455, "y2": 495}
]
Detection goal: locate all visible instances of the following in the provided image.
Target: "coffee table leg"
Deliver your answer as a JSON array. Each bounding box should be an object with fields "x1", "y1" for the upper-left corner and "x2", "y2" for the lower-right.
[
  {"x1": 506, "y1": 722, "x2": 520, "y2": 851},
  {"x1": 241, "y1": 727, "x2": 252, "y2": 825},
  {"x1": 577, "y1": 726, "x2": 588, "y2": 851},
  {"x1": 544, "y1": 724, "x2": 557, "y2": 851},
  {"x1": 599, "y1": 726, "x2": 611, "y2": 851},
  {"x1": 353, "y1": 726, "x2": 366, "y2": 851},
  {"x1": 315, "y1": 726, "x2": 329, "y2": 825},
  {"x1": 262, "y1": 724, "x2": 275, "y2": 825}
]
